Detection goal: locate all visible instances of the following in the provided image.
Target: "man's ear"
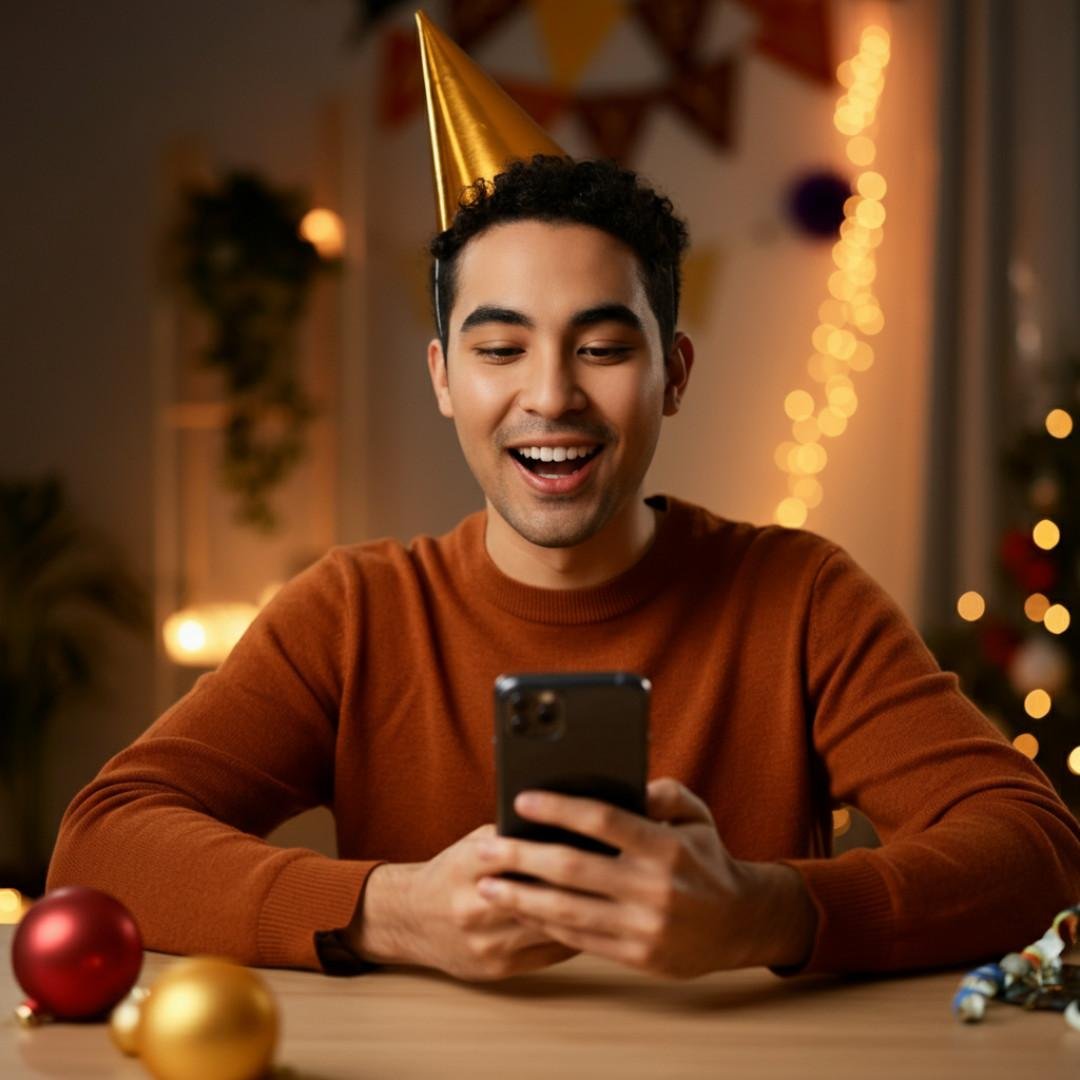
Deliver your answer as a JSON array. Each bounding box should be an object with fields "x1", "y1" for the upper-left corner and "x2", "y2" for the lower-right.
[
  {"x1": 663, "y1": 331, "x2": 694, "y2": 417},
  {"x1": 427, "y1": 337, "x2": 454, "y2": 419}
]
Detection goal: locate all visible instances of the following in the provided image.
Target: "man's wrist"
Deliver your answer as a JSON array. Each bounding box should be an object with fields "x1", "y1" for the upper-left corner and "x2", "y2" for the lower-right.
[
  {"x1": 733, "y1": 859, "x2": 818, "y2": 971},
  {"x1": 343, "y1": 862, "x2": 418, "y2": 966}
]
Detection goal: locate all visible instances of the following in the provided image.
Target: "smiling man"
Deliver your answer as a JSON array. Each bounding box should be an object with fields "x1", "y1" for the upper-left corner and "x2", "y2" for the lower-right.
[{"x1": 47, "y1": 15, "x2": 1080, "y2": 985}]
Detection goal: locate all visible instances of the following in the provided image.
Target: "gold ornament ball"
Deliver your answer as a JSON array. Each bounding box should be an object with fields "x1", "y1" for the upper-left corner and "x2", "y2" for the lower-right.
[
  {"x1": 138, "y1": 956, "x2": 279, "y2": 1080},
  {"x1": 109, "y1": 985, "x2": 150, "y2": 1056}
]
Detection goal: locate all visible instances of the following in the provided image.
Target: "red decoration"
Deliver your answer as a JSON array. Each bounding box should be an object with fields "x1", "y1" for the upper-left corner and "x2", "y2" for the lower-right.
[
  {"x1": 11, "y1": 886, "x2": 143, "y2": 1020},
  {"x1": 738, "y1": 0, "x2": 834, "y2": 86},
  {"x1": 1020, "y1": 557, "x2": 1058, "y2": 594},
  {"x1": 1000, "y1": 528, "x2": 1033, "y2": 575},
  {"x1": 449, "y1": 0, "x2": 524, "y2": 50},
  {"x1": 576, "y1": 91, "x2": 656, "y2": 163},
  {"x1": 633, "y1": 0, "x2": 710, "y2": 65},
  {"x1": 667, "y1": 58, "x2": 738, "y2": 151},
  {"x1": 377, "y1": 27, "x2": 424, "y2": 130},
  {"x1": 498, "y1": 79, "x2": 572, "y2": 132},
  {"x1": 979, "y1": 617, "x2": 1021, "y2": 670}
]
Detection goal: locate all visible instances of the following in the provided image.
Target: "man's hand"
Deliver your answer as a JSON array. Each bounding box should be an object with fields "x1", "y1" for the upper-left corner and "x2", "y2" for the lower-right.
[
  {"x1": 348, "y1": 824, "x2": 579, "y2": 981},
  {"x1": 473, "y1": 777, "x2": 817, "y2": 978}
]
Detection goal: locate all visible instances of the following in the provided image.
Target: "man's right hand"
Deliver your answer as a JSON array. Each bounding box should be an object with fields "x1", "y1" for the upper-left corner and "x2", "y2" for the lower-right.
[{"x1": 344, "y1": 824, "x2": 579, "y2": 981}]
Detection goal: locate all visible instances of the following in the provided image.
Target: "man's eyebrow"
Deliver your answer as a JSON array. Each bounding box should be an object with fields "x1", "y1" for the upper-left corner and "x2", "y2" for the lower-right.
[
  {"x1": 570, "y1": 304, "x2": 643, "y2": 333},
  {"x1": 459, "y1": 306, "x2": 535, "y2": 333}
]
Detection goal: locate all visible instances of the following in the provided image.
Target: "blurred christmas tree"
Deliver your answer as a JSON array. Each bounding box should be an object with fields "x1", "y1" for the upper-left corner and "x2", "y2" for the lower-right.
[{"x1": 927, "y1": 355, "x2": 1078, "y2": 814}]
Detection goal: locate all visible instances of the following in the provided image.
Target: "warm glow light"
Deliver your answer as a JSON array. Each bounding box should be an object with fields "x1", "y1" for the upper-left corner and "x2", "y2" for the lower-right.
[
  {"x1": 847, "y1": 136, "x2": 876, "y2": 166},
  {"x1": 163, "y1": 603, "x2": 261, "y2": 667},
  {"x1": 1024, "y1": 689, "x2": 1051, "y2": 719},
  {"x1": 790, "y1": 476, "x2": 824, "y2": 508},
  {"x1": 176, "y1": 619, "x2": 206, "y2": 652},
  {"x1": 795, "y1": 442, "x2": 828, "y2": 474},
  {"x1": 792, "y1": 417, "x2": 821, "y2": 443},
  {"x1": 856, "y1": 171, "x2": 887, "y2": 200},
  {"x1": 848, "y1": 342, "x2": 874, "y2": 371},
  {"x1": 775, "y1": 497, "x2": 808, "y2": 528},
  {"x1": 774, "y1": 441, "x2": 797, "y2": 471},
  {"x1": 0, "y1": 888, "x2": 27, "y2": 924},
  {"x1": 784, "y1": 390, "x2": 816, "y2": 421},
  {"x1": 1045, "y1": 409, "x2": 1073, "y2": 438},
  {"x1": 1044, "y1": 604, "x2": 1071, "y2": 634},
  {"x1": 832, "y1": 807, "x2": 851, "y2": 835},
  {"x1": 1032, "y1": 519, "x2": 1060, "y2": 550},
  {"x1": 778, "y1": 23, "x2": 889, "y2": 525},
  {"x1": 855, "y1": 200, "x2": 886, "y2": 229},
  {"x1": 956, "y1": 591, "x2": 985, "y2": 622},
  {"x1": 1012, "y1": 732, "x2": 1039, "y2": 759},
  {"x1": 817, "y1": 406, "x2": 848, "y2": 437},
  {"x1": 299, "y1": 208, "x2": 345, "y2": 259},
  {"x1": 1068, "y1": 747, "x2": 1080, "y2": 776},
  {"x1": 1024, "y1": 593, "x2": 1051, "y2": 621}
]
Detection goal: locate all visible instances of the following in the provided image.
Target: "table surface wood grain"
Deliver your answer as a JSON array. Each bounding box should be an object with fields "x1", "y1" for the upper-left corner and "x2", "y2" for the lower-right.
[{"x1": 3, "y1": 923, "x2": 1078, "y2": 1078}]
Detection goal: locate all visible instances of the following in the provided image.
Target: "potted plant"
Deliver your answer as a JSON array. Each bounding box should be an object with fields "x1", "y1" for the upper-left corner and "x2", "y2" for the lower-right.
[{"x1": 0, "y1": 474, "x2": 152, "y2": 897}]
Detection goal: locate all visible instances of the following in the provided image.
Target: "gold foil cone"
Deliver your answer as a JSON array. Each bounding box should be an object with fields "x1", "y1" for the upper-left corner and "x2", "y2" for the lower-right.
[{"x1": 416, "y1": 10, "x2": 567, "y2": 230}]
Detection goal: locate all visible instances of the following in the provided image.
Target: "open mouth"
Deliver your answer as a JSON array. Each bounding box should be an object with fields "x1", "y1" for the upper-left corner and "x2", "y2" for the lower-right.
[{"x1": 507, "y1": 445, "x2": 603, "y2": 479}]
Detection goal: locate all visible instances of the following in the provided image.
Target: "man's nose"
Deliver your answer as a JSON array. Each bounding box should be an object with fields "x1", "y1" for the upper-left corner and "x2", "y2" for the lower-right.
[{"x1": 517, "y1": 349, "x2": 587, "y2": 418}]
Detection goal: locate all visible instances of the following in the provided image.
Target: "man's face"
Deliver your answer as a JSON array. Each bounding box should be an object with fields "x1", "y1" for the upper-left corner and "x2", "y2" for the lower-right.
[{"x1": 427, "y1": 219, "x2": 690, "y2": 549}]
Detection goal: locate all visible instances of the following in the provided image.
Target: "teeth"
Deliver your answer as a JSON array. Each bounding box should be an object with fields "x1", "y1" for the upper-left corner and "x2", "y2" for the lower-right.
[{"x1": 512, "y1": 445, "x2": 598, "y2": 461}]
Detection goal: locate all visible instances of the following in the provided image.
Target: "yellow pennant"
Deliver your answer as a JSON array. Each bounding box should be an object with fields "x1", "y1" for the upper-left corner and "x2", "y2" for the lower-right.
[{"x1": 529, "y1": 0, "x2": 626, "y2": 92}]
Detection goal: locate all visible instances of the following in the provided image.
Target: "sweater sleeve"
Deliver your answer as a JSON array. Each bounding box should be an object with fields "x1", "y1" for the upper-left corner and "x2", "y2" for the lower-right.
[
  {"x1": 768, "y1": 545, "x2": 1080, "y2": 978},
  {"x1": 46, "y1": 549, "x2": 386, "y2": 973}
]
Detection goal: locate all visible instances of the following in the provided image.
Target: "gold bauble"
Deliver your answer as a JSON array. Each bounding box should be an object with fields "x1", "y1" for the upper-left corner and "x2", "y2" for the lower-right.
[
  {"x1": 109, "y1": 985, "x2": 150, "y2": 1056},
  {"x1": 138, "y1": 956, "x2": 279, "y2": 1080}
]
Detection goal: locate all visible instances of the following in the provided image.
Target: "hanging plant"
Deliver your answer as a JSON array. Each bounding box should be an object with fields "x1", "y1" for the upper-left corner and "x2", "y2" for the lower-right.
[{"x1": 174, "y1": 171, "x2": 340, "y2": 533}]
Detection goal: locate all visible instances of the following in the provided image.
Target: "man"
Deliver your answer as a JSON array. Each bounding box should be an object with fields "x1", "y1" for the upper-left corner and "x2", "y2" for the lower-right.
[{"x1": 47, "y1": 16, "x2": 1080, "y2": 983}]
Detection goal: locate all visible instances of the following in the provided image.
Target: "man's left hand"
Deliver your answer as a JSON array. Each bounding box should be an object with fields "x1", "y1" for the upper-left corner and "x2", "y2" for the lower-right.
[{"x1": 475, "y1": 777, "x2": 773, "y2": 978}]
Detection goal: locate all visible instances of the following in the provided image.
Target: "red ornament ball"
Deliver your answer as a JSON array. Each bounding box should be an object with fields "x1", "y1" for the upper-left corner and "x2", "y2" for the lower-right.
[{"x1": 11, "y1": 886, "x2": 143, "y2": 1019}]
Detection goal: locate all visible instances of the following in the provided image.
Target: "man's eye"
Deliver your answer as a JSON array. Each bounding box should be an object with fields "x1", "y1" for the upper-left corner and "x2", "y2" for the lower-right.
[
  {"x1": 581, "y1": 347, "x2": 632, "y2": 361},
  {"x1": 475, "y1": 347, "x2": 522, "y2": 360}
]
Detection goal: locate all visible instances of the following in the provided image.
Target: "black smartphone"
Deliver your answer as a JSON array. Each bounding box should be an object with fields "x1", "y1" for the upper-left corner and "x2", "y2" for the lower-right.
[{"x1": 494, "y1": 672, "x2": 650, "y2": 875}]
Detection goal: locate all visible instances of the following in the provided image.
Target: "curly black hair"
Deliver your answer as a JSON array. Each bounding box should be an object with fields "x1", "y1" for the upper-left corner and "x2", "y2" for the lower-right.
[{"x1": 428, "y1": 155, "x2": 690, "y2": 357}]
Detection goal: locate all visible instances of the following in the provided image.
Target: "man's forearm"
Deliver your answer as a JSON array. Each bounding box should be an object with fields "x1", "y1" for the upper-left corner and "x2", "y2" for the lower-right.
[
  {"x1": 343, "y1": 863, "x2": 420, "y2": 966},
  {"x1": 736, "y1": 860, "x2": 819, "y2": 970}
]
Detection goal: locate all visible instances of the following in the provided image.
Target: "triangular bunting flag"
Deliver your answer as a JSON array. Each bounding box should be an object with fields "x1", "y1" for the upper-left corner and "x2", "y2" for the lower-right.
[
  {"x1": 498, "y1": 79, "x2": 573, "y2": 132},
  {"x1": 377, "y1": 26, "x2": 424, "y2": 129},
  {"x1": 529, "y1": 0, "x2": 626, "y2": 91},
  {"x1": 633, "y1": 0, "x2": 710, "y2": 65},
  {"x1": 667, "y1": 58, "x2": 738, "y2": 150},
  {"x1": 680, "y1": 245, "x2": 723, "y2": 329},
  {"x1": 449, "y1": 0, "x2": 527, "y2": 50},
  {"x1": 738, "y1": 0, "x2": 833, "y2": 85},
  {"x1": 575, "y1": 90, "x2": 655, "y2": 163}
]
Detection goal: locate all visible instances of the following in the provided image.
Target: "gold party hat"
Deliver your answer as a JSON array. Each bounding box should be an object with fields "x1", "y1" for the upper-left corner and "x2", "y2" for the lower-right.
[{"x1": 416, "y1": 10, "x2": 567, "y2": 231}]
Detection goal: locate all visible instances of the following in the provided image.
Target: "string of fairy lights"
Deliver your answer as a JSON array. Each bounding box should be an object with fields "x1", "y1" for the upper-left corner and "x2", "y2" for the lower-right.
[
  {"x1": 773, "y1": 24, "x2": 891, "y2": 529},
  {"x1": 956, "y1": 407, "x2": 1075, "y2": 770}
]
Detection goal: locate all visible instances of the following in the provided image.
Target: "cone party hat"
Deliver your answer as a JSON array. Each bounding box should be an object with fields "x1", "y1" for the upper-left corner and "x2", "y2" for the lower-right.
[{"x1": 416, "y1": 10, "x2": 567, "y2": 231}]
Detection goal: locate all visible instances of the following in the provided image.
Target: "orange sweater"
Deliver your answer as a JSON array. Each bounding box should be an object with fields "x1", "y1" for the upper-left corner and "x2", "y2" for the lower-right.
[{"x1": 47, "y1": 494, "x2": 1080, "y2": 977}]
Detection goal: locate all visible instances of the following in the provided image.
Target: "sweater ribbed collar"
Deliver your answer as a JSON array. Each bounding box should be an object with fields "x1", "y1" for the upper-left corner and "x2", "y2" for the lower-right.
[{"x1": 459, "y1": 493, "x2": 691, "y2": 625}]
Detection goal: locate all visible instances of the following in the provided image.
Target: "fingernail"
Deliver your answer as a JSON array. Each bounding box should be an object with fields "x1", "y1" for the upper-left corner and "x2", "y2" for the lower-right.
[
  {"x1": 478, "y1": 877, "x2": 504, "y2": 896},
  {"x1": 515, "y1": 792, "x2": 540, "y2": 812}
]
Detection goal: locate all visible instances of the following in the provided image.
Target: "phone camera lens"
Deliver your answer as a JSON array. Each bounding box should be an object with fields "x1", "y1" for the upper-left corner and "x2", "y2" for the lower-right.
[
  {"x1": 510, "y1": 712, "x2": 528, "y2": 733},
  {"x1": 537, "y1": 703, "x2": 556, "y2": 725}
]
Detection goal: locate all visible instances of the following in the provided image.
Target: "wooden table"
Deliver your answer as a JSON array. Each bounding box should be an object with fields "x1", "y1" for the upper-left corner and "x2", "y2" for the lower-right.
[{"x1": 3, "y1": 923, "x2": 1078, "y2": 1078}]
